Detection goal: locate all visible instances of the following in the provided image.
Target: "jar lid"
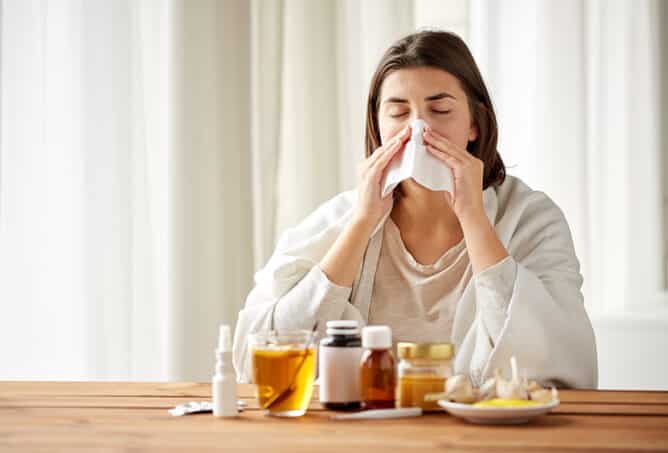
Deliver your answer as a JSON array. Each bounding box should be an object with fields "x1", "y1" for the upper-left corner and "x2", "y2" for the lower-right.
[
  {"x1": 326, "y1": 320, "x2": 359, "y2": 329},
  {"x1": 397, "y1": 342, "x2": 454, "y2": 360},
  {"x1": 362, "y1": 326, "x2": 392, "y2": 349},
  {"x1": 326, "y1": 320, "x2": 360, "y2": 335}
]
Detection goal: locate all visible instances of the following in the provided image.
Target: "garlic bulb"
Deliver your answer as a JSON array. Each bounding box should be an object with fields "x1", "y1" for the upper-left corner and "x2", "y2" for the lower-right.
[
  {"x1": 496, "y1": 356, "x2": 529, "y2": 400},
  {"x1": 527, "y1": 380, "x2": 542, "y2": 393},
  {"x1": 478, "y1": 374, "x2": 497, "y2": 401},
  {"x1": 529, "y1": 388, "x2": 552, "y2": 403},
  {"x1": 444, "y1": 374, "x2": 478, "y2": 404},
  {"x1": 425, "y1": 357, "x2": 556, "y2": 405},
  {"x1": 529, "y1": 383, "x2": 559, "y2": 404}
]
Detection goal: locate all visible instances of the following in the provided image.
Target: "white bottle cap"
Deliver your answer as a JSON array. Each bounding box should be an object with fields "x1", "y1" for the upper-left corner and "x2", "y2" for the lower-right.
[
  {"x1": 217, "y1": 325, "x2": 231, "y2": 352},
  {"x1": 362, "y1": 325, "x2": 392, "y2": 349},
  {"x1": 326, "y1": 320, "x2": 360, "y2": 335}
]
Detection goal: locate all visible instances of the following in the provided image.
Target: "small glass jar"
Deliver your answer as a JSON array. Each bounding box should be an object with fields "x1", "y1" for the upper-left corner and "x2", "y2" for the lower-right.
[{"x1": 396, "y1": 342, "x2": 454, "y2": 411}]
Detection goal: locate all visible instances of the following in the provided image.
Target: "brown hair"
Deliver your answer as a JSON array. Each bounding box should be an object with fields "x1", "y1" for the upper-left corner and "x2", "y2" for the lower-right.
[{"x1": 365, "y1": 30, "x2": 505, "y2": 190}]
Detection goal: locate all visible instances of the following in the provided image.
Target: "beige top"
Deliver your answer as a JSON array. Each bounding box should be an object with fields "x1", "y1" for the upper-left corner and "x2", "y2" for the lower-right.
[{"x1": 368, "y1": 217, "x2": 470, "y2": 345}]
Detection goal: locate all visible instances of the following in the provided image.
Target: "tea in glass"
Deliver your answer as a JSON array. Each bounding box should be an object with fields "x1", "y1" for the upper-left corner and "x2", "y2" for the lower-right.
[{"x1": 249, "y1": 330, "x2": 317, "y2": 417}]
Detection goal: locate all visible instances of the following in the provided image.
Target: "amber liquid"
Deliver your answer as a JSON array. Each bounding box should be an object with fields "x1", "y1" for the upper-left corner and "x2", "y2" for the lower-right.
[
  {"x1": 252, "y1": 347, "x2": 316, "y2": 415},
  {"x1": 397, "y1": 374, "x2": 446, "y2": 411},
  {"x1": 360, "y1": 349, "x2": 396, "y2": 409}
]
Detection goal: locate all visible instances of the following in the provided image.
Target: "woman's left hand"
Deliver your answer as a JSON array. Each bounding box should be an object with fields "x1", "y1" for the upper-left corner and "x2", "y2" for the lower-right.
[
  {"x1": 422, "y1": 125, "x2": 485, "y2": 223},
  {"x1": 423, "y1": 125, "x2": 509, "y2": 274}
]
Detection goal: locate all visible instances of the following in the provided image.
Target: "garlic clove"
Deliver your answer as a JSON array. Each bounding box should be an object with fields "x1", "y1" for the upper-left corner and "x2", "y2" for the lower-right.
[
  {"x1": 529, "y1": 388, "x2": 552, "y2": 404},
  {"x1": 527, "y1": 380, "x2": 542, "y2": 393},
  {"x1": 479, "y1": 376, "x2": 497, "y2": 401},
  {"x1": 444, "y1": 374, "x2": 478, "y2": 404},
  {"x1": 496, "y1": 356, "x2": 529, "y2": 400},
  {"x1": 529, "y1": 385, "x2": 559, "y2": 404}
]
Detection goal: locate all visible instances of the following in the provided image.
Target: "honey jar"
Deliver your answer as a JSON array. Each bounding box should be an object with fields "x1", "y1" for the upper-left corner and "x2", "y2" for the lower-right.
[{"x1": 396, "y1": 342, "x2": 454, "y2": 411}]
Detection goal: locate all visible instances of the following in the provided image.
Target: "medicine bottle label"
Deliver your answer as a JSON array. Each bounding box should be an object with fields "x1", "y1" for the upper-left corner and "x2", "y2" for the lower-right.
[{"x1": 319, "y1": 346, "x2": 363, "y2": 403}]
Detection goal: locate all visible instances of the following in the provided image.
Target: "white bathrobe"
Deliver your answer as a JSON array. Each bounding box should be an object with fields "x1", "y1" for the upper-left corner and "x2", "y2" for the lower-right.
[{"x1": 233, "y1": 175, "x2": 598, "y2": 388}]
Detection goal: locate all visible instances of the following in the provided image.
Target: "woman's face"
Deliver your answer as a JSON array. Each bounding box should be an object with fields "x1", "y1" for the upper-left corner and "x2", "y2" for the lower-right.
[{"x1": 377, "y1": 66, "x2": 478, "y2": 150}]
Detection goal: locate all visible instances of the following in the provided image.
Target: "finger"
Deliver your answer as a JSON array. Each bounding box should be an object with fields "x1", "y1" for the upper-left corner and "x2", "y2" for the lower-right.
[
  {"x1": 367, "y1": 137, "x2": 409, "y2": 190},
  {"x1": 426, "y1": 143, "x2": 462, "y2": 167},
  {"x1": 370, "y1": 133, "x2": 408, "y2": 179},
  {"x1": 426, "y1": 141, "x2": 458, "y2": 161},
  {"x1": 423, "y1": 128, "x2": 471, "y2": 162},
  {"x1": 379, "y1": 148, "x2": 409, "y2": 199},
  {"x1": 424, "y1": 134, "x2": 469, "y2": 166},
  {"x1": 425, "y1": 144, "x2": 458, "y2": 202},
  {"x1": 363, "y1": 140, "x2": 401, "y2": 179},
  {"x1": 370, "y1": 126, "x2": 411, "y2": 170},
  {"x1": 367, "y1": 126, "x2": 410, "y2": 166}
]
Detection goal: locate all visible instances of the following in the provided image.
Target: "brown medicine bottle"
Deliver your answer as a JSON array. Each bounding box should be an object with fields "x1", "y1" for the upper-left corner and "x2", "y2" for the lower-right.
[{"x1": 360, "y1": 325, "x2": 396, "y2": 409}]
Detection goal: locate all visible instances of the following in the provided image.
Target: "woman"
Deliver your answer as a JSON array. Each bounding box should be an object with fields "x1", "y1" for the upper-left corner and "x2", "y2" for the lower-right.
[{"x1": 233, "y1": 30, "x2": 598, "y2": 388}]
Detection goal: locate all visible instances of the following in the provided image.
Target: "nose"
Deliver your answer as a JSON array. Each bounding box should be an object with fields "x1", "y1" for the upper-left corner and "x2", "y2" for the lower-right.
[
  {"x1": 409, "y1": 105, "x2": 431, "y2": 126},
  {"x1": 410, "y1": 118, "x2": 426, "y2": 140}
]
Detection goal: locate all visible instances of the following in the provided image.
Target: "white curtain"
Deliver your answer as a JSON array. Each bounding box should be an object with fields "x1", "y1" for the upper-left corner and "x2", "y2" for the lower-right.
[
  {"x1": 468, "y1": 0, "x2": 665, "y2": 314},
  {"x1": 0, "y1": 0, "x2": 170, "y2": 380},
  {"x1": 0, "y1": 0, "x2": 254, "y2": 381}
]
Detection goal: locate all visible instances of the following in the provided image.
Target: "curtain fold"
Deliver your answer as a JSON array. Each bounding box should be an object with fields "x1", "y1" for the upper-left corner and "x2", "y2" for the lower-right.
[
  {"x1": 250, "y1": 0, "x2": 282, "y2": 270},
  {"x1": 167, "y1": 0, "x2": 253, "y2": 380},
  {"x1": 1, "y1": 0, "x2": 88, "y2": 379}
]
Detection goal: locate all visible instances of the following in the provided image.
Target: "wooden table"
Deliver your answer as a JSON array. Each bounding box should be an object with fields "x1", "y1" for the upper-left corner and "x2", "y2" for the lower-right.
[{"x1": 1, "y1": 382, "x2": 667, "y2": 452}]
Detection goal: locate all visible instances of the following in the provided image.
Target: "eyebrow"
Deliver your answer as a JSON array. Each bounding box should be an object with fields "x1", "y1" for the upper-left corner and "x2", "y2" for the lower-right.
[{"x1": 382, "y1": 92, "x2": 456, "y2": 104}]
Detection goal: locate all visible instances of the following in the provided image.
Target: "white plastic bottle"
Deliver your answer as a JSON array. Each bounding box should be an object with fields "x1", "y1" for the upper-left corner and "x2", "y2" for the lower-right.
[
  {"x1": 319, "y1": 320, "x2": 363, "y2": 410},
  {"x1": 212, "y1": 325, "x2": 237, "y2": 417}
]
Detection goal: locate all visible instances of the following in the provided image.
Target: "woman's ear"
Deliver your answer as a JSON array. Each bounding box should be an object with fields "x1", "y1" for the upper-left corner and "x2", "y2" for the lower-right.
[
  {"x1": 468, "y1": 122, "x2": 478, "y2": 142},
  {"x1": 468, "y1": 103, "x2": 482, "y2": 142}
]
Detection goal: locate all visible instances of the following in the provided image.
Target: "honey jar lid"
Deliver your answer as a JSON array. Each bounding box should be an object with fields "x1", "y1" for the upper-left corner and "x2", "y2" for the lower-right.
[{"x1": 397, "y1": 342, "x2": 454, "y2": 360}]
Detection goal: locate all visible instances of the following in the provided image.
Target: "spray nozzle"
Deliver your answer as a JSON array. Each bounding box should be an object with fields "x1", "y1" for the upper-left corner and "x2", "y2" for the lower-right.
[{"x1": 217, "y1": 325, "x2": 232, "y2": 352}]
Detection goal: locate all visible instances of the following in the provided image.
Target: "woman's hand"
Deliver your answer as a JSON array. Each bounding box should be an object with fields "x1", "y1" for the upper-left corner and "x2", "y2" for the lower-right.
[
  {"x1": 352, "y1": 125, "x2": 411, "y2": 230},
  {"x1": 422, "y1": 125, "x2": 485, "y2": 223},
  {"x1": 423, "y1": 125, "x2": 509, "y2": 275},
  {"x1": 319, "y1": 125, "x2": 411, "y2": 287}
]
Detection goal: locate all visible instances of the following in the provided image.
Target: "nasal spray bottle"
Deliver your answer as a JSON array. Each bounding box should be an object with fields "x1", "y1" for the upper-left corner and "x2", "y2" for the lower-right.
[{"x1": 212, "y1": 325, "x2": 238, "y2": 417}]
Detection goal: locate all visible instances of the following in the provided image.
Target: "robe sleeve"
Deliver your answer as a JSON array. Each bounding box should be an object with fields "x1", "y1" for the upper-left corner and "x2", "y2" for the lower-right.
[{"x1": 467, "y1": 192, "x2": 598, "y2": 389}]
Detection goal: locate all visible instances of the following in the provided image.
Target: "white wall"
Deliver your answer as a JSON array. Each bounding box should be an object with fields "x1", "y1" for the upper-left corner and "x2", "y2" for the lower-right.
[
  {"x1": 593, "y1": 306, "x2": 668, "y2": 390},
  {"x1": 596, "y1": 0, "x2": 668, "y2": 391}
]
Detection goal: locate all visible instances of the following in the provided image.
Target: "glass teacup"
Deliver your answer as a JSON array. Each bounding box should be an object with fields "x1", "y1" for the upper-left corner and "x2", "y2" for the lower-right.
[{"x1": 249, "y1": 330, "x2": 318, "y2": 417}]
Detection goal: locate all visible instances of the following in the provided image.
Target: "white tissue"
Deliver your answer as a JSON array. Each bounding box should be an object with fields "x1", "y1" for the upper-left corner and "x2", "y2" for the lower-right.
[{"x1": 381, "y1": 119, "x2": 454, "y2": 197}]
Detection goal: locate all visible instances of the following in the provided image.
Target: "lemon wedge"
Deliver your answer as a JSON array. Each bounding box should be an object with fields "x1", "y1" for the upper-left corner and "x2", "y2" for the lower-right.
[{"x1": 473, "y1": 399, "x2": 542, "y2": 408}]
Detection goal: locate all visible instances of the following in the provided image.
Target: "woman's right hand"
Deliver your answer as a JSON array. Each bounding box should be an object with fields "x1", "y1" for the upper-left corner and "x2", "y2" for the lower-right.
[
  {"x1": 319, "y1": 125, "x2": 411, "y2": 287},
  {"x1": 353, "y1": 125, "x2": 412, "y2": 230}
]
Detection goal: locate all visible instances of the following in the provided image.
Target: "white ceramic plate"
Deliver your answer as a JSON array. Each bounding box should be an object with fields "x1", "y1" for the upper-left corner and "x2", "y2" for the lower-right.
[{"x1": 437, "y1": 399, "x2": 560, "y2": 425}]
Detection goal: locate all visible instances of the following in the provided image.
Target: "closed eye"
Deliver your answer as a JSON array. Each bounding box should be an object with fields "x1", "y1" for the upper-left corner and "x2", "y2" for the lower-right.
[
  {"x1": 389, "y1": 112, "x2": 409, "y2": 118},
  {"x1": 433, "y1": 109, "x2": 451, "y2": 114}
]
